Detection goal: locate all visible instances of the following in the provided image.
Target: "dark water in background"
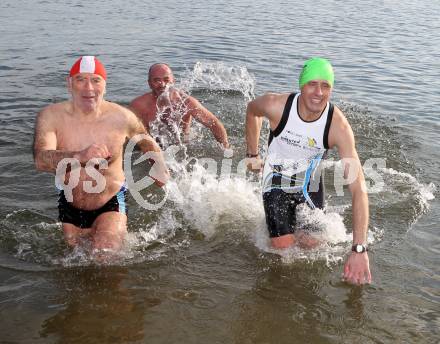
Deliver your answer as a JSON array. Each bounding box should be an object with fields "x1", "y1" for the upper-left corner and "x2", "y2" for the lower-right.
[{"x1": 0, "y1": 0, "x2": 439, "y2": 343}]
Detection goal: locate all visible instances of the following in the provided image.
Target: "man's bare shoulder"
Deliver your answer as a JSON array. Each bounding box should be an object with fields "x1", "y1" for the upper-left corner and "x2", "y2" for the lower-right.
[
  {"x1": 104, "y1": 101, "x2": 137, "y2": 121},
  {"x1": 250, "y1": 92, "x2": 290, "y2": 115},
  {"x1": 130, "y1": 92, "x2": 153, "y2": 108},
  {"x1": 98, "y1": 101, "x2": 143, "y2": 137},
  {"x1": 331, "y1": 105, "x2": 351, "y2": 131},
  {"x1": 37, "y1": 101, "x2": 70, "y2": 123},
  {"x1": 40, "y1": 101, "x2": 69, "y2": 114},
  {"x1": 261, "y1": 92, "x2": 290, "y2": 102},
  {"x1": 263, "y1": 92, "x2": 290, "y2": 107},
  {"x1": 328, "y1": 105, "x2": 355, "y2": 149}
]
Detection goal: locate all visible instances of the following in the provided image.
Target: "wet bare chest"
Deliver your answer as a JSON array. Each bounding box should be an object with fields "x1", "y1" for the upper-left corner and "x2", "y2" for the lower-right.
[{"x1": 56, "y1": 116, "x2": 127, "y2": 157}]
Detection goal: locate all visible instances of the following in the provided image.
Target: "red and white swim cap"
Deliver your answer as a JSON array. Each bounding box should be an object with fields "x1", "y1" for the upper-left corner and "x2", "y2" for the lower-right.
[{"x1": 69, "y1": 56, "x2": 107, "y2": 80}]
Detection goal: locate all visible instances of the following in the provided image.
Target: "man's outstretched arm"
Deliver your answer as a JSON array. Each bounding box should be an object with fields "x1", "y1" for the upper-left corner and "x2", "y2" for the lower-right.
[
  {"x1": 331, "y1": 108, "x2": 371, "y2": 285},
  {"x1": 186, "y1": 97, "x2": 230, "y2": 149}
]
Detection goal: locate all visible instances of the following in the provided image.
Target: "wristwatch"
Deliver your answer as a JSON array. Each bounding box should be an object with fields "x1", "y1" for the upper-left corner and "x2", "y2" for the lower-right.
[
  {"x1": 246, "y1": 153, "x2": 259, "y2": 158},
  {"x1": 352, "y1": 244, "x2": 368, "y2": 253}
]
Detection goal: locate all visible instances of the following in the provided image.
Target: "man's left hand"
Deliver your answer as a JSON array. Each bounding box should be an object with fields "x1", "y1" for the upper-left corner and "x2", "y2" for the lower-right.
[{"x1": 343, "y1": 252, "x2": 372, "y2": 285}]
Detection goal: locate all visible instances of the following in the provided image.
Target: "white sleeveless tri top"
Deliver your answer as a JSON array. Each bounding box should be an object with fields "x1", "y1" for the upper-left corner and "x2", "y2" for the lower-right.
[{"x1": 262, "y1": 93, "x2": 334, "y2": 207}]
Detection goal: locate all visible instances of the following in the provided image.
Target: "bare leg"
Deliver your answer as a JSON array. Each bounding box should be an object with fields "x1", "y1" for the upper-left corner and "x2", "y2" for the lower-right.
[
  {"x1": 62, "y1": 223, "x2": 93, "y2": 247},
  {"x1": 91, "y1": 211, "x2": 127, "y2": 251},
  {"x1": 296, "y1": 231, "x2": 321, "y2": 249},
  {"x1": 270, "y1": 232, "x2": 321, "y2": 249},
  {"x1": 271, "y1": 234, "x2": 296, "y2": 249}
]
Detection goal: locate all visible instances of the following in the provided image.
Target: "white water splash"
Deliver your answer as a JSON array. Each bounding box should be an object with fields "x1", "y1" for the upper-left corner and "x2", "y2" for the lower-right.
[
  {"x1": 179, "y1": 61, "x2": 256, "y2": 101},
  {"x1": 168, "y1": 162, "x2": 264, "y2": 239},
  {"x1": 379, "y1": 167, "x2": 436, "y2": 206}
]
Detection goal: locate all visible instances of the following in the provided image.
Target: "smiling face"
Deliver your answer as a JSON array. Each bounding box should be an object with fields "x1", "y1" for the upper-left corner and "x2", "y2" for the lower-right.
[
  {"x1": 68, "y1": 73, "x2": 106, "y2": 112},
  {"x1": 148, "y1": 64, "x2": 175, "y2": 97},
  {"x1": 299, "y1": 80, "x2": 332, "y2": 118}
]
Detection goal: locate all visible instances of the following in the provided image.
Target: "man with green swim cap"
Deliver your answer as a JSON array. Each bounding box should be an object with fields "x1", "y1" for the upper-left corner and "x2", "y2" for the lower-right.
[
  {"x1": 299, "y1": 57, "x2": 334, "y2": 88},
  {"x1": 245, "y1": 57, "x2": 372, "y2": 285}
]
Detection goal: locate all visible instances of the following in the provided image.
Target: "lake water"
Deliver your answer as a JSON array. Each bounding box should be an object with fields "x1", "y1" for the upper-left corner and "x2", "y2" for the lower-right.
[{"x1": 0, "y1": 0, "x2": 439, "y2": 343}]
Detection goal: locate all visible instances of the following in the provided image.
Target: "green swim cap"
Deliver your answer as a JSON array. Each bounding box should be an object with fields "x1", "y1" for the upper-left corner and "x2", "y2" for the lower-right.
[{"x1": 299, "y1": 57, "x2": 334, "y2": 88}]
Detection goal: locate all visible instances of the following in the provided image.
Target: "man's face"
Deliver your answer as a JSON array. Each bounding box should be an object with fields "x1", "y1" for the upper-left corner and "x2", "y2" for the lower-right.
[
  {"x1": 148, "y1": 65, "x2": 175, "y2": 96},
  {"x1": 300, "y1": 80, "x2": 332, "y2": 115},
  {"x1": 68, "y1": 73, "x2": 106, "y2": 110}
]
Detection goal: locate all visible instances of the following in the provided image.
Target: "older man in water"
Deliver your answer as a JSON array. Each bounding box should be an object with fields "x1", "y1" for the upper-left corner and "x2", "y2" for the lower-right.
[
  {"x1": 33, "y1": 56, "x2": 169, "y2": 252},
  {"x1": 129, "y1": 63, "x2": 230, "y2": 149}
]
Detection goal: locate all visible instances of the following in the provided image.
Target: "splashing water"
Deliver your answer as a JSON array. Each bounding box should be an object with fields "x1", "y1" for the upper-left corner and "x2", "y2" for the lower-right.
[
  {"x1": 379, "y1": 168, "x2": 436, "y2": 206},
  {"x1": 149, "y1": 84, "x2": 191, "y2": 148},
  {"x1": 179, "y1": 61, "x2": 256, "y2": 101},
  {"x1": 169, "y1": 163, "x2": 264, "y2": 239}
]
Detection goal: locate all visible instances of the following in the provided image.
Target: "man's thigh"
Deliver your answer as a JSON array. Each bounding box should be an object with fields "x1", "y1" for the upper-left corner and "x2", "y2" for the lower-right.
[
  {"x1": 62, "y1": 223, "x2": 93, "y2": 247},
  {"x1": 91, "y1": 211, "x2": 128, "y2": 251}
]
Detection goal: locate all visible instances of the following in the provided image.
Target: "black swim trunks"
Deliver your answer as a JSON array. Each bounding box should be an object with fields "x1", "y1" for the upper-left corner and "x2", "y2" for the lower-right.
[
  {"x1": 262, "y1": 187, "x2": 324, "y2": 238},
  {"x1": 58, "y1": 185, "x2": 127, "y2": 229}
]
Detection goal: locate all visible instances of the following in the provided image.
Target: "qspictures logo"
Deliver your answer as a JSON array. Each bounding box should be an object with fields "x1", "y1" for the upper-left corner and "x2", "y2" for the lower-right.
[{"x1": 54, "y1": 135, "x2": 387, "y2": 210}]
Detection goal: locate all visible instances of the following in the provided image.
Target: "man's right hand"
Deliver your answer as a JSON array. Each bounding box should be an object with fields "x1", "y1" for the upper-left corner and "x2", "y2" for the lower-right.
[
  {"x1": 245, "y1": 155, "x2": 264, "y2": 173},
  {"x1": 75, "y1": 143, "x2": 112, "y2": 165},
  {"x1": 147, "y1": 152, "x2": 171, "y2": 187}
]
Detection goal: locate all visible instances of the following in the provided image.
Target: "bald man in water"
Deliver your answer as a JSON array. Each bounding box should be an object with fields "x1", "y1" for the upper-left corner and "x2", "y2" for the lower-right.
[
  {"x1": 33, "y1": 56, "x2": 169, "y2": 252},
  {"x1": 129, "y1": 63, "x2": 230, "y2": 149}
]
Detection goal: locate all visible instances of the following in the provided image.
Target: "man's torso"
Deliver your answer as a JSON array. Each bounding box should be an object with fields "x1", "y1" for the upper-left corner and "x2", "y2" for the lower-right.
[
  {"x1": 131, "y1": 92, "x2": 192, "y2": 146},
  {"x1": 53, "y1": 101, "x2": 128, "y2": 210},
  {"x1": 263, "y1": 93, "x2": 333, "y2": 195}
]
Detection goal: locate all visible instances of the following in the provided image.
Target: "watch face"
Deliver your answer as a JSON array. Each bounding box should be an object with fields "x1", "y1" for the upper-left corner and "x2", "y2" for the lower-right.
[{"x1": 352, "y1": 244, "x2": 367, "y2": 253}]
